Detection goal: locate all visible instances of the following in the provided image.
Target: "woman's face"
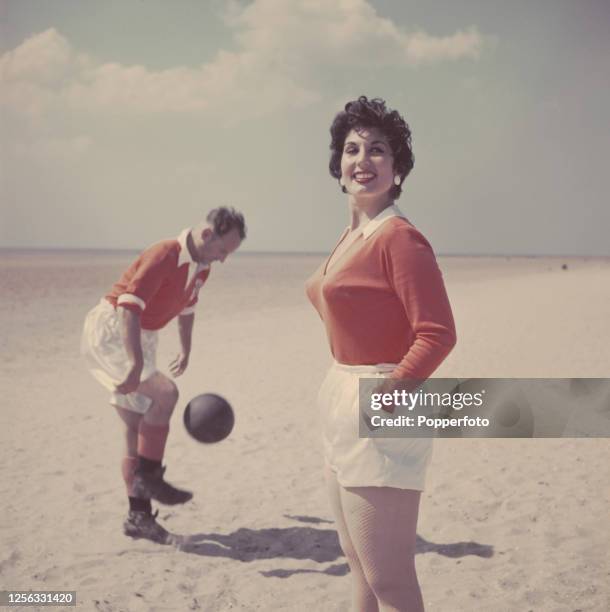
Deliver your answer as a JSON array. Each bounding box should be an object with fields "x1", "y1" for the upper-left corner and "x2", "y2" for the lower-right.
[{"x1": 340, "y1": 127, "x2": 395, "y2": 199}]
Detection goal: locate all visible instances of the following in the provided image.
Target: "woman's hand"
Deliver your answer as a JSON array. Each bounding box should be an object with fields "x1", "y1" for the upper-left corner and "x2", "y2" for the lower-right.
[
  {"x1": 371, "y1": 378, "x2": 400, "y2": 413},
  {"x1": 370, "y1": 378, "x2": 424, "y2": 414}
]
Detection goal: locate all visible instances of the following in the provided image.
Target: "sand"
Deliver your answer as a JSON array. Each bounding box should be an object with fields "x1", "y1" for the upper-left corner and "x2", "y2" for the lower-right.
[{"x1": 1, "y1": 251, "x2": 608, "y2": 611}]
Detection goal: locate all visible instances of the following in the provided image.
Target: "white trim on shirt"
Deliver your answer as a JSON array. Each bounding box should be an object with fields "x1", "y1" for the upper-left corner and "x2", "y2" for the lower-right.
[
  {"x1": 176, "y1": 228, "x2": 209, "y2": 288},
  {"x1": 362, "y1": 204, "x2": 408, "y2": 240},
  {"x1": 117, "y1": 293, "x2": 146, "y2": 310}
]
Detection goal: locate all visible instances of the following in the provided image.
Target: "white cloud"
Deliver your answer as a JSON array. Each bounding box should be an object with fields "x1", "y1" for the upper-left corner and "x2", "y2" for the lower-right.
[
  {"x1": 404, "y1": 28, "x2": 483, "y2": 63},
  {"x1": 230, "y1": 0, "x2": 482, "y2": 67},
  {"x1": 0, "y1": 27, "x2": 73, "y2": 84},
  {"x1": 0, "y1": 1, "x2": 484, "y2": 120},
  {"x1": 63, "y1": 53, "x2": 318, "y2": 116}
]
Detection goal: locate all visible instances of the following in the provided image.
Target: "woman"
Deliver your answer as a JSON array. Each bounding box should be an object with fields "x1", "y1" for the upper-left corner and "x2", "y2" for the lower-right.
[{"x1": 306, "y1": 96, "x2": 456, "y2": 612}]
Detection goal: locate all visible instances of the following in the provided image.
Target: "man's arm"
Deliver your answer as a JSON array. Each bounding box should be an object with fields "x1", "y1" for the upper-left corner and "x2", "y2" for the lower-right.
[
  {"x1": 115, "y1": 307, "x2": 144, "y2": 394},
  {"x1": 169, "y1": 313, "x2": 194, "y2": 377}
]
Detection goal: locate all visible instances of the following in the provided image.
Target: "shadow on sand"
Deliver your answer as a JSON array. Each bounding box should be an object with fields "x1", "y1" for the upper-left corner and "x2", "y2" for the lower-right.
[{"x1": 172, "y1": 515, "x2": 493, "y2": 578}]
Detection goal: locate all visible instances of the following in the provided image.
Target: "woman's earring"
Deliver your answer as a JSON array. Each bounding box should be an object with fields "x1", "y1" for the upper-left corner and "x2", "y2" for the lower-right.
[{"x1": 394, "y1": 175, "x2": 402, "y2": 186}]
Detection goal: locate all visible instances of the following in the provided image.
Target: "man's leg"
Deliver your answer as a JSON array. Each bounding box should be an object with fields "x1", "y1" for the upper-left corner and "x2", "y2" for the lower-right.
[
  {"x1": 114, "y1": 406, "x2": 151, "y2": 511},
  {"x1": 82, "y1": 304, "x2": 183, "y2": 540},
  {"x1": 130, "y1": 372, "x2": 192, "y2": 505},
  {"x1": 114, "y1": 404, "x2": 173, "y2": 544},
  {"x1": 115, "y1": 405, "x2": 140, "y2": 492}
]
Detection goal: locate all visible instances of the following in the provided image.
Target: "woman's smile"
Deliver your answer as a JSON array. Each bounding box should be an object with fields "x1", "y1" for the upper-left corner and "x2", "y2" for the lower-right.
[{"x1": 353, "y1": 171, "x2": 377, "y2": 184}]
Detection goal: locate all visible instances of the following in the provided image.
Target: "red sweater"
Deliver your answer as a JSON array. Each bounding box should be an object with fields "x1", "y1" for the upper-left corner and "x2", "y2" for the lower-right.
[{"x1": 306, "y1": 208, "x2": 456, "y2": 380}]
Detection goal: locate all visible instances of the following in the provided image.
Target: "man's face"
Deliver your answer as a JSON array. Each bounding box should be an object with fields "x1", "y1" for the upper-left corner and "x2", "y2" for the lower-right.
[{"x1": 198, "y1": 227, "x2": 242, "y2": 264}]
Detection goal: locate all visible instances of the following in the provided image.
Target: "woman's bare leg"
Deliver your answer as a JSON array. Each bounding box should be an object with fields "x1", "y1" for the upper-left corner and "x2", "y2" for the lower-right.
[
  {"x1": 341, "y1": 485, "x2": 424, "y2": 612},
  {"x1": 325, "y1": 467, "x2": 379, "y2": 612}
]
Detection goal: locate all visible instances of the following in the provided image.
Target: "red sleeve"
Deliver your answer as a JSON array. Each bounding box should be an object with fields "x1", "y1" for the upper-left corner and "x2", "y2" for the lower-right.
[
  {"x1": 116, "y1": 242, "x2": 176, "y2": 313},
  {"x1": 382, "y1": 224, "x2": 457, "y2": 380}
]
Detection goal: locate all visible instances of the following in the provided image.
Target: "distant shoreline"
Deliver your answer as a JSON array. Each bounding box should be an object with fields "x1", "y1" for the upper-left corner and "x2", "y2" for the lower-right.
[{"x1": 1, "y1": 247, "x2": 608, "y2": 259}]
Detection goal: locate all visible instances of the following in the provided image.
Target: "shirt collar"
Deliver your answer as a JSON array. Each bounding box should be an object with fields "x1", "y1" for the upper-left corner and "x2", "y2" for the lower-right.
[
  {"x1": 177, "y1": 229, "x2": 209, "y2": 280},
  {"x1": 177, "y1": 229, "x2": 196, "y2": 267},
  {"x1": 361, "y1": 204, "x2": 407, "y2": 239}
]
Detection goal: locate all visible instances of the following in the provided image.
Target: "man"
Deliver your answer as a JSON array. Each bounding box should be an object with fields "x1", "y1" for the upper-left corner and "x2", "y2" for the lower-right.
[{"x1": 81, "y1": 207, "x2": 246, "y2": 544}]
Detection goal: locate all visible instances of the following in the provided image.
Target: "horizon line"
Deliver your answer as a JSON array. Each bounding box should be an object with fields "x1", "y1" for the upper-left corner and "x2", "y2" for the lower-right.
[{"x1": 1, "y1": 246, "x2": 609, "y2": 259}]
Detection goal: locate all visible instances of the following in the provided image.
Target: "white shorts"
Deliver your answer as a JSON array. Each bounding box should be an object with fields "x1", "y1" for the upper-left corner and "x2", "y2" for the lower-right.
[
  {"x1": 318, "y1": 362, "x2": 432, "y2": 491},
  {"x1": 81, "y1": 300, "x2": 159, "y2": 414}
]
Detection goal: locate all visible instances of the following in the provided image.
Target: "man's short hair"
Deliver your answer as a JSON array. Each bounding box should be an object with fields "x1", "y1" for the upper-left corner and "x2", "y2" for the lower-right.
[{"x1": 207, "y1": 207, "x2": 247, "y2": 240}]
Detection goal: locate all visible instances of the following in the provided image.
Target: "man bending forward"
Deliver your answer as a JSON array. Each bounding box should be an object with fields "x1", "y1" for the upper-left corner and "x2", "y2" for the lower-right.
[{"x1": 81, "y1": 207, "x2": 246, "y2": 543}]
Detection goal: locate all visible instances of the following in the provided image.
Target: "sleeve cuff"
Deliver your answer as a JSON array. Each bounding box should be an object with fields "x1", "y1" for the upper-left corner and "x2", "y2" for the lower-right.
[
  {"x1": 117, "y1": 293, "x2": 146, "y2": 311},
  {"x1": 180, "y1": 305, "x2": 196, "y2": 316}
]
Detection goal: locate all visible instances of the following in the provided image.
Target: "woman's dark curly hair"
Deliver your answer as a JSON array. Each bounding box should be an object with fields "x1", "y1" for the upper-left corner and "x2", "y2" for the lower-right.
[{"x1": 329, "y1": 96, "x2": 414, "y2": 200}]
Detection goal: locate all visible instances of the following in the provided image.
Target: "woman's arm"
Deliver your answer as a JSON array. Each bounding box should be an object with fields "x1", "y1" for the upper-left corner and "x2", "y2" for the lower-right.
[{"x1": 384, "y1": 224, "x2": 457, "y2": 381}]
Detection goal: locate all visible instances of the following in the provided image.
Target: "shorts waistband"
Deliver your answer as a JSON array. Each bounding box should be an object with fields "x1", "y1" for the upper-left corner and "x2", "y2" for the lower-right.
[{"x1": 332, "y1": 361, "x2": 397, "y2": 374}]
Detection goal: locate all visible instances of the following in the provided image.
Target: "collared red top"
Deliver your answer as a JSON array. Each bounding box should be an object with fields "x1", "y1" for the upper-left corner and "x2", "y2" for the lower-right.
[
  {"x1": 305, "y1": 205, "x2": 456, "y2": 380},
  {"x1": 106, "y1": 229, "x2": 210, "y2": 330}
]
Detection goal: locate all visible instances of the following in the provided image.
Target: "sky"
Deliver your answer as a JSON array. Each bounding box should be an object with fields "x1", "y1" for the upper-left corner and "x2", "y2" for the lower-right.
[{"x1": 1, "y1": 0, "x2": 609, "y2": 255}]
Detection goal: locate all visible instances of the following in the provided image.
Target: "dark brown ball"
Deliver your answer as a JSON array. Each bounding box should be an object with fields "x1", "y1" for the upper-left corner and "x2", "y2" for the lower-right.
[{"x1": 184, "y1": 393, "x2": 234, "y2": 443}]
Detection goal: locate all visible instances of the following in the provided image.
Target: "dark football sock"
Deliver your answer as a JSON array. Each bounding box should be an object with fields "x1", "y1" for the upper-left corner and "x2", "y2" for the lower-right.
[
  {"x1": 137, "y1": 456, "x2": 162, "y2": 473},
  {"x1": 129, "y1": 496, "x2": 152, "y2": 514}
]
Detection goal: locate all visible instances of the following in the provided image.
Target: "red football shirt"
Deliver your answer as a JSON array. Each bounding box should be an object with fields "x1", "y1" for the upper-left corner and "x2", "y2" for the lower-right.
[{"x1": 106, "y1": 230, "x2": 210, "y2": 330}]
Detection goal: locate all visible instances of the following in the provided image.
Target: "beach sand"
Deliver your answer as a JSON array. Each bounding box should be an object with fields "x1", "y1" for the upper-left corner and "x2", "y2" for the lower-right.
[{"x1": 1, "y1": 252, "x2": 608, "y2": 611}]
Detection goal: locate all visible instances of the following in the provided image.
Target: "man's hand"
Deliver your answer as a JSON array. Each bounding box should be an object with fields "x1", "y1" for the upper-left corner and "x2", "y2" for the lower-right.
[
  {"x1": 115, "y1": 362, "x2": 143, "y2": 395},
  {"x1": 169, "y1": 352, "x2": 189, "y2": 378}
]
